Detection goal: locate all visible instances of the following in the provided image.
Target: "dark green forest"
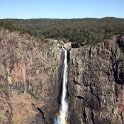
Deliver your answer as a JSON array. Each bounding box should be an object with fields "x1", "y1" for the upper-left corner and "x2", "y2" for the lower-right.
[{"x1": 0, "y1": 17, "x2": 124, "y2": 44}]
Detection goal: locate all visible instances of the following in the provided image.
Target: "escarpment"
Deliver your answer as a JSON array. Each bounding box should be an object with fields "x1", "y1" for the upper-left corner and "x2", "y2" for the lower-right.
[
  {"x1": 68, "y1": 36, "x2": 124, "y2": 124},
  {"x1": 0, "y1": 29, "x2": 62, "y2": 124},
  {"x1": 0, "y1": 28, "x2": 124, "y2": 124}
]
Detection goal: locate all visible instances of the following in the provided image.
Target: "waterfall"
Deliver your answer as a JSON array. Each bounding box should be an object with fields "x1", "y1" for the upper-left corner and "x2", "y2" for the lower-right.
[
  {"x1": 54, "y1": 47, "x2": 68, "y2": 124},
  {"x1": 60, "y1": 47, "x2": 68, "y2": 124}
]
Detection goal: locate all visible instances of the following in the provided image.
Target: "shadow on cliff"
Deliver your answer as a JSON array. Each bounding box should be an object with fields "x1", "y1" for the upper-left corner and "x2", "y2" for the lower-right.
[
  {"x1": 29, "y1": 112, "x2": 46, "y2": 124},
  {"x1": 92, "y1": 115, "x2": 111, "y2": 124},
  {"x1": 111, "y1": 37, "x2": 124, "y2": 85},
  {"x1": 83, "y1": 96, "x2": 101, "y2": 111},
  {"x1": 111, "y1": 55, "x2": 124, "y2": 85},
  {"x1": 116, "y1": 35, "x2": 124, "y2": 49}
]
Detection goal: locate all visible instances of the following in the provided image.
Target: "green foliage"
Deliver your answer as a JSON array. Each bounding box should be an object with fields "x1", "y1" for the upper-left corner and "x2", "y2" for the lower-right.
[
  {"x1": 0, "y1": 21, "x2": 15, "y2": 31},
  {"x1": 0, "y1": 17, "x2": 124, "y2": 45}
]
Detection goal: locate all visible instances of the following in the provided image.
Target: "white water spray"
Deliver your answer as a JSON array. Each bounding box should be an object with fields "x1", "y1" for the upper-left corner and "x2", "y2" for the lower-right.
[{"x1": 54, "y1": 47, "x2": 68, "y2": 124}]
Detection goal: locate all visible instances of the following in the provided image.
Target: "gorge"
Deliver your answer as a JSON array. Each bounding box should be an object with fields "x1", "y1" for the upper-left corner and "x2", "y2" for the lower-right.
[{"x1": 0, "y1": 28, "x2": 124, "y2": 124}]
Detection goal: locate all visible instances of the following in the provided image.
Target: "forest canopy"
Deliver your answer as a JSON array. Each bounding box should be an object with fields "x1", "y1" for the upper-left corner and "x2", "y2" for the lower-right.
[{"x1": 0, "y1": 17, "x2": 124, "y2": 45}]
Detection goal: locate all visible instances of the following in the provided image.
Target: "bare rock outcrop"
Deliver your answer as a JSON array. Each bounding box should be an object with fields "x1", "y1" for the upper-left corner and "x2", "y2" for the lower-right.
[
  {"x1": 68, "y1": 37, "x2": 124, "y2": 124},
  {"x1": 0, "y1": 29, "x2": 62, "y2": 124},
  {"x1": 0, "y1": 28, "x2": 124, "y2": 124}
]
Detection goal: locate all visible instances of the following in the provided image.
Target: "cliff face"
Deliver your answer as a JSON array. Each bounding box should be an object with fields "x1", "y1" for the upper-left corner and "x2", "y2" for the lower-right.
[
  {"x1": 0, "y1": 29, "x2": 62, "y2": 124},
  {"x1": 68, "y1": 37, "x2": 124, "y2": 124},
  {"x1": 0, "y1": 29, "x2": 124, "y2": 124}
]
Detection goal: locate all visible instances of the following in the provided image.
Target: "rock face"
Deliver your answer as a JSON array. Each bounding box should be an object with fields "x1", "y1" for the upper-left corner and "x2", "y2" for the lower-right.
[
  {"x1": 68, "y1": 37, "x2": 124, "y2": 124},
  {"x1": 0, "y1": 29, "x2": 62, "y2": 124},
  {"x1": 0, "y1": 28, "x2": 124, "y2": 124}
]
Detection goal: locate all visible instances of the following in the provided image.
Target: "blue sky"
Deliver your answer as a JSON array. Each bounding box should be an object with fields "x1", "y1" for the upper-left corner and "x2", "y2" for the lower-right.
[{"x1": 0, "y1": 0, "x2": 124, "y2": 19}]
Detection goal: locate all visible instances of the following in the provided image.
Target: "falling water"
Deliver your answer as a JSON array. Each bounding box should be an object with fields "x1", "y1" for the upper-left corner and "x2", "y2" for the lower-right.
[{"x1": 54, "y1": 47, "x2": 68, "y2": 124}]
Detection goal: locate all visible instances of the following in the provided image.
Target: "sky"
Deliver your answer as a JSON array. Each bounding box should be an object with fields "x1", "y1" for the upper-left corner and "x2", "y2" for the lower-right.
[{"x1": 0, "y1": 0, "x2": 124, "y2": 19}]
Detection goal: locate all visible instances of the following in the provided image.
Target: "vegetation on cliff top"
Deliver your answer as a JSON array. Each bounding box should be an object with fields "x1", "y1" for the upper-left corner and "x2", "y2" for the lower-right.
[{"x1": 0, "y1": 17, "x2": 124, "y2": 45}]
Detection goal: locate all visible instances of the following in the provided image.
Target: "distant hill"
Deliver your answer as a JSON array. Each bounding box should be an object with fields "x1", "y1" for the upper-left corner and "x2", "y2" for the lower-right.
[{"x1": 0, "y1": 17, "x2": 124, "y2": 45}]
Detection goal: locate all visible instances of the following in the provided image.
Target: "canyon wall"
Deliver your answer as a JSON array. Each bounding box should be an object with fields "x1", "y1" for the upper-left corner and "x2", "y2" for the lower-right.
[
  {"x1": 0, "y1": 29, "x2": 124, "y2": 124},
  {"x1": 68, "y1": 37, "x2": 124, "y2": 124},
  {"x1": 0, "y1": 29, "x2": 62, "y2": 124}
]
